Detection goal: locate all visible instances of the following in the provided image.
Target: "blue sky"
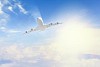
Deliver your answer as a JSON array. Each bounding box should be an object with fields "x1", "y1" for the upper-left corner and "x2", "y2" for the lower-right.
[
  {"x1": 1, "y1": 0, "x2": 100, "y2": 28},
  {"x1": 21, "y1": 0, "x2": 100, "y2": 23},
  {"x1": 0, "y1": 0, "x2": 100, "y2": 67}
]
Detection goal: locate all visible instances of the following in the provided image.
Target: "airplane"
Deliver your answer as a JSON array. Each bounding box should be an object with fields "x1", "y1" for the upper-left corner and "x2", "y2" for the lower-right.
[{"x1": 25, "y1": 17, "x2": 62, "y2": 34}]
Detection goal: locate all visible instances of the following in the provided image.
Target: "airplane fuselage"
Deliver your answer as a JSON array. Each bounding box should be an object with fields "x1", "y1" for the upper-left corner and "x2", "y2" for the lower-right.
[{"x1": 36, "y1": 25, "x2": 48, "y2": 31}]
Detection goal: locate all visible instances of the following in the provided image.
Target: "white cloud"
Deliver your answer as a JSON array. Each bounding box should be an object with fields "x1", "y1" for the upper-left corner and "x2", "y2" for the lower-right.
[
  {"x1": 8, "y1": 6, "x2": 13, "y2": 12},
  {"x1": 0, "y1": 63, "x2": 14, "y2": 67},
  {"x1": 0, "y1": 0, "x2": 28, "y2": 27},
  {"x1": 11, "y1": 0, "x2": 28, "y2": 14},
  {"x1": 0, "y1": 45, "x2": 44, "y2": 64},
  {"x1": 1, "y1": 0, "x2": 9, "y2": 5},
  {"x1": 0, "y1": 0, "x2": 29, "y2": 33},
  {"x1": 8, "y1": 6, "x2": 17, "y2": 15},
  {"x1": 0, "y1": 1, "x2": 3, "y2": 14},
  {"x1": 17, "y1": 4, "x2": 28, "y2": 14},
  {"x1": 7, "y1": 29, "x2": 20, "y2": 33},
  {"x1": 0, "y1": 0, "x2": 24, "y2": 33},
  {"x1": 0, "y1": 0, "x2": 10, "y2": 26},
  {"x1": 0, "y1": 12, "x2": 9, "y2": 26},
  {"x1": 0, "y1": 27, "x2": 20, "y2": 33}
]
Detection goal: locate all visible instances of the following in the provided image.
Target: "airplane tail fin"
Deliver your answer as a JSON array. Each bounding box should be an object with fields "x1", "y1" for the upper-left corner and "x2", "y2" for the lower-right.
[
  {"x1": 37, "y1": 17, "x2": 43, "y2": 26},
  {"x1": 37, "y1": 17, "x2": 43, "y2": 22}
]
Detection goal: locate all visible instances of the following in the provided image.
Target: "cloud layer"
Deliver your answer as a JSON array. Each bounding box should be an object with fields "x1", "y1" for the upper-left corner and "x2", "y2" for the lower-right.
[{"x1": 0, "y1": 11, "x2": 100, "y2": 67}]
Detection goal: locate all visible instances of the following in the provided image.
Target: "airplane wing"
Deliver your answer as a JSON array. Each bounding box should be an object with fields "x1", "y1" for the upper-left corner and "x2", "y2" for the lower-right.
[
  {"x1": 47, "y1": 22, "x2": 62, "y2": 27},
  {"x1": 24, "y1": 28, "x2": 38, "y2": 34},
  {"x1": 37, "y1": 17, "x2": 43, "y2": 26}
]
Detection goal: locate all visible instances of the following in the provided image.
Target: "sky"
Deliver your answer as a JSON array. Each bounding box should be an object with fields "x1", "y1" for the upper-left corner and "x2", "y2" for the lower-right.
[{"x1": 0, "y1": 0, "x2": 100, "y2": 67}]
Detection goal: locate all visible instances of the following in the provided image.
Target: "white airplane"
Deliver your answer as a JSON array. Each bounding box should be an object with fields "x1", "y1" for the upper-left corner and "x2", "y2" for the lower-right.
[{"x1": 25, "y1": 17, "x2": 62, "y2": 34}]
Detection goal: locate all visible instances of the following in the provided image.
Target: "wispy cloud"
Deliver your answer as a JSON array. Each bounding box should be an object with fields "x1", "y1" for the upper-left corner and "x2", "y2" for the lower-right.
[
  {"x1": 17, "y1": 4, "x2": 28, "y2": 14},
  {"x1": 0, "y1": 1, "x2": 3, "y2": 14},
  {"x1": 0, "y1": 0, "x2": 28, "y2": 15},
  {"x1": 0, "y1": 0, "x2": 28, "y2": 30},
  {"x1": 81, "y1": 54, "x2": 100, "y2": 60},
  {"x1": 0, "y1": 1, "x2": 9, "y2": 26},
  {"x1": 0, "y1": 27, "x2": 20, "y2": 33},
  {"x1": 8, "y1": 6, "x2": 17, "y2": 15}
]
